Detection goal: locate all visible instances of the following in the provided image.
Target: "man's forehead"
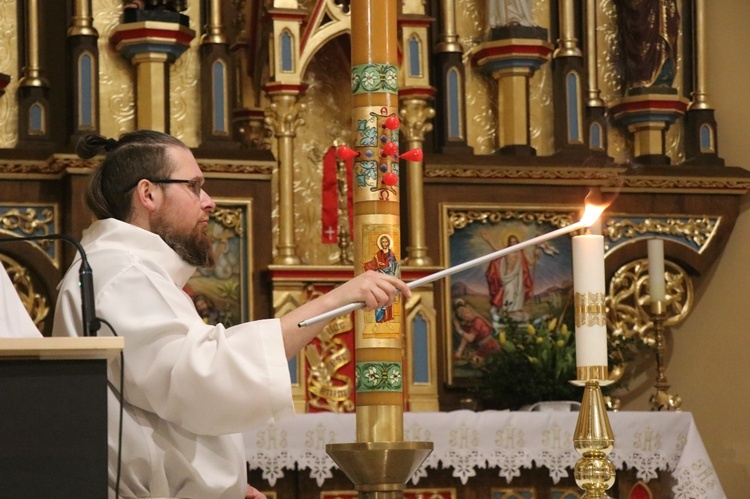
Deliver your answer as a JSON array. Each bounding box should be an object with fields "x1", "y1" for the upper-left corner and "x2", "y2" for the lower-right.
[{"x1": 169, "y1": 147, "x2": 204, "y2": 178}]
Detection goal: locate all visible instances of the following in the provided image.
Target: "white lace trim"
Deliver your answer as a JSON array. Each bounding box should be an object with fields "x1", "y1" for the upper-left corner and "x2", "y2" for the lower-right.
[{"x1": 243, "y1": 411, "x2": 725, "y2": 498}]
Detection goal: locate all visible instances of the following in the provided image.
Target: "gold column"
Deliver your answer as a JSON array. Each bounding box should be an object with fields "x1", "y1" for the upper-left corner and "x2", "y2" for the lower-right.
[
  {"x1": 399, "y1": 101, "x2": 434, "y2": 268},
  {"x1": 629, "y1": 122, "x2": 666, "y2": 157},
  {"x1": 133, "y1": 53, "x2": 169, "y2": 132},
  {"x1": 111, "y1": 12, "x2": 195, "y2": 135},
  {"x1": 689, "y1": 0, "x2": 711, "y2": 110},
  {"x1": 496, "y1": 69, "x2": 530, "y2": 149},
  {"x1": 68, "y1": 0, "x2": 97, "y2": 37},
  {"x1": 202, "y1": 0, "x2": 227, "y2": 45},
  {"x1": 554, "y1": 0, "x2": 581, "y2": 58},
  {"x1": 435, "y1": 0, "x2": 461, "y2": 53},
  {"x1": 231, "y1": 0, "x2": 266, "y2": 150},
  {"x1": 265, "y1": 91, "x2": 304, "y2": 265},
  {"x1": 18, "y1": 0, "x2": 47, "y2": 88},
  {"x1": 585, "y1": 0, "x2": 603, "y2": 107}
]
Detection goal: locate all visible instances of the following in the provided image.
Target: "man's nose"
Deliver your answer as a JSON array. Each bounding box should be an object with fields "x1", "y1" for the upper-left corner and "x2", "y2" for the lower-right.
[{"x1": 201, "y1": 190, "x2": 216, "y2": 211}]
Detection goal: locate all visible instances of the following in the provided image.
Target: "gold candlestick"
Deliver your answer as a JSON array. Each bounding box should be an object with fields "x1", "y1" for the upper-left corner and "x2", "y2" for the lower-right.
[
  {"x1": 572, "y1": 231, "x2": 615, "y2": 498},
  {"x1": 573, "y1": 379, "x2": 616, "y2": 498},
  {"x1": 649, "y1": 300, "x2": 682, "y2": 411}
]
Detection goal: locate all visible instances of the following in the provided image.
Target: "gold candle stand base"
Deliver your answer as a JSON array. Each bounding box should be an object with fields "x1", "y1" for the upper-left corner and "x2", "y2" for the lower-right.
[
  {"x1": 573, "y1": 379, "x2": 616, "y2": 498},
  {"x1": 649, "y1": 301, "x2": 682, "y2": 411},
  {"x1": 650, "y1": 388, "x2": 682, "y2": 412},
  {"x1": 326, "y1": 441, "x2": 433, "y2": 498}
]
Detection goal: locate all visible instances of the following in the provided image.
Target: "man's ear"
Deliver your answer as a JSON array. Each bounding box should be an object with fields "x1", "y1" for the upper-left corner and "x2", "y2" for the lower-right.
[{"x1": 133, "y1": 179, "x2": 159, "y2": 213}]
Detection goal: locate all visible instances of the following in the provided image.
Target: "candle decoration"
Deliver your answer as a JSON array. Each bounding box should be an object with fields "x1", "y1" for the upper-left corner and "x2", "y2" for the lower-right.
[{"x1": 572, "y1": 234, "x2": 608, "y2": 381}]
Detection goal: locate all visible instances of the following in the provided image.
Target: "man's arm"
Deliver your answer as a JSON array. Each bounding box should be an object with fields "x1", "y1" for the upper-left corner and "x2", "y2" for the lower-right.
[{"x1": 278, "y1": 270, "x2": 410, "y2": 359}]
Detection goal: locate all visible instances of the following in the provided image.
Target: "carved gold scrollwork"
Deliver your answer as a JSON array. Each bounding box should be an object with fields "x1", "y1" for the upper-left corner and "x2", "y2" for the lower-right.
[
  {"x1": 607, "y1": 258, "x2": 693, "y2": 347},
  {"x1": 0, "y1": 254, "x2": 48, "y2": 333},
  {"x1": 265, "y1": 95, "x2": 307, "y2": 138},
  {"x1": 295, "y1": 284, "x2": 355, "y2": 412},
  {"x1": 399, "y1": 98, "x2": 435, "y2": 143},
  {"x1": 0, "y1": 207, "x2": 54, "y2": 236},
  {"x1": 305, "y1": 314, "x2": 355, "y2": 413},
  {"x1": 211, "y1": 207, "x2": 244, "y2": 236},
  {"x1": 448, "y1": 209, "x2": 575, "y2": 234},
  {"x1": 605, "y1": 217, "x2": 717, "y2": 248}
]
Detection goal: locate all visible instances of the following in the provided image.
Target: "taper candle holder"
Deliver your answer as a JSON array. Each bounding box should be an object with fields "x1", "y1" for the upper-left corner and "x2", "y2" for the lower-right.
[
  {"x1": 649, "y1": 300, "x2": 682, "y2": 411},
  {"x1": 573, "y1": 379, "x2": 616, "y2": 498}
]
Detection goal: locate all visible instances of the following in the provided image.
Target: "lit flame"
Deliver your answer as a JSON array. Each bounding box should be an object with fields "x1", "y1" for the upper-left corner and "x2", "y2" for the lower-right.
[{"x1": 579, "y1": 189, "x2": 610, "y2": 227}]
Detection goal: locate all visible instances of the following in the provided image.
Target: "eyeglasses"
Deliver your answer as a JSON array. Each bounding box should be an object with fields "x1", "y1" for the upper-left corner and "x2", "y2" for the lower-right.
[{"x1": 125, "y1": 178, "x2": 203, "y2": 197}]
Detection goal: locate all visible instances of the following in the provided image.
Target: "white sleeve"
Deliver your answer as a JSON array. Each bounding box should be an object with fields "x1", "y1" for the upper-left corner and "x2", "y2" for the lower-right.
[{"x1": 95, "y1": 263, "x2": 295, "y2": 436}]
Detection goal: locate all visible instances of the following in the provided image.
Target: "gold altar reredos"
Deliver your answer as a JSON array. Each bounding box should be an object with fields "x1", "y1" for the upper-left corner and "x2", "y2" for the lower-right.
[{"x1": 0, "y1": 0, "x2": 748, "y2": 422}]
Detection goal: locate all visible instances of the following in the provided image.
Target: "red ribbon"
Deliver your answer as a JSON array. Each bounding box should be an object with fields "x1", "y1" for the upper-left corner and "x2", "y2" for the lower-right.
[{"x1": 321, "y1": 146, "x2": 354, "y2": 243}]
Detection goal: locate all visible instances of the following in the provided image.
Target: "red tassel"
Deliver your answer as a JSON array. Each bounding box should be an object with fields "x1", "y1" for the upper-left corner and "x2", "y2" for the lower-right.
[
  {"x1": 336, "y1": 145, "x2": 358, "y2": 160},
  {"x1": 321, "y1": 146, "x2": 339, "y2": 244},
  {"x1": 400, "y1": 148, "x2": 423, "y2": 162}
]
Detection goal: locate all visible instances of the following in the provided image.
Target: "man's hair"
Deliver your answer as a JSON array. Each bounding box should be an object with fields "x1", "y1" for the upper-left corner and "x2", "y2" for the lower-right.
[{"x1": 77, "y1": 130, "x2": 188, "y2": 221}]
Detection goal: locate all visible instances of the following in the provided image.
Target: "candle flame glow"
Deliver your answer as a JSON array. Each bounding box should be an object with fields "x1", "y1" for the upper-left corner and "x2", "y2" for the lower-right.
[
  {"x1": 579, "y1": 189, "x2": 610, "y2": 227},
  {"x1": 580, "y1": 203, "x2": 606, "y2": 227}
]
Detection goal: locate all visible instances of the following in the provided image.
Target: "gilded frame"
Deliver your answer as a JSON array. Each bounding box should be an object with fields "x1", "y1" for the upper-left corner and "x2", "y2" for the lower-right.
[
  {"x1": 440, "y1": 203, "x2": 580, "y2": 386},
  {"x1": 185, "y1": 197, "x2": 253, "y2": 325},
  {"x1": 0, "y1": 203, "x2": 61, "y2": 267}
]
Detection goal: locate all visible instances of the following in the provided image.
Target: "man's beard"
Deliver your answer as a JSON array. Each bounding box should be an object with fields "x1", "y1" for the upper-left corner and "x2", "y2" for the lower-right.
[{"x1": 151, "y1": 214, "x2": 215, "y2": 268}]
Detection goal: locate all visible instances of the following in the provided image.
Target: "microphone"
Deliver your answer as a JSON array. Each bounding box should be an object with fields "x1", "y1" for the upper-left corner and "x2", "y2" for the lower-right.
[{"x1": 0, "y1": 234, "x2": 100, "y2": 336}]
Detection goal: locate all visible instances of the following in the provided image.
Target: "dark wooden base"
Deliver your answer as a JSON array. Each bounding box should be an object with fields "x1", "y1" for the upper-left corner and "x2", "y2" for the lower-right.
[{"x1": 0, "y1": 359, "x2": 108, "y2": 498}]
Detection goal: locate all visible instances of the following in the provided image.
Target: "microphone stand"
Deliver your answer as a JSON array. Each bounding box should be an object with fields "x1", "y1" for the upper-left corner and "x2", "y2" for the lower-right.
[{"x1": 0, "y1": 234, "x2": 100, "y2": 336}]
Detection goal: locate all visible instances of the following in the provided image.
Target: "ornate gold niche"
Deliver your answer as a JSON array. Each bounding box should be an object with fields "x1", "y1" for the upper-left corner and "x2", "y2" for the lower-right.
[{"x1": 0, "y1": 253, "x2": 48, "y2": 333}]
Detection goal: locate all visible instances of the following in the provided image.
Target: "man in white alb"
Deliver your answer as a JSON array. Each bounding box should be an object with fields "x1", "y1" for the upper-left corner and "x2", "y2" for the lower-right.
[{"x1": 52, "y1": 130, "x2": 410, "y2": 499}]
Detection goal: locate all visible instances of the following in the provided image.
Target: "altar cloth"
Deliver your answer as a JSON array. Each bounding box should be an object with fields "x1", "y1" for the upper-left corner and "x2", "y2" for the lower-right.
[{"x1": 244, "y1": 410, "x2": 724, "y2": 499}]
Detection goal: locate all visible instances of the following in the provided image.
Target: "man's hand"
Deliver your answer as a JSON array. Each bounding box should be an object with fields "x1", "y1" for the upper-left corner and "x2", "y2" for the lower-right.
[
  {"x1": 332, "y1": 270, "x2": 411, "y2": 312},
  {"x1": 278, "y1": 270, "x2": 412, "y2": 359},
  {"x1": 246, "y1": 484, "x2": 267, "y2": 499}
]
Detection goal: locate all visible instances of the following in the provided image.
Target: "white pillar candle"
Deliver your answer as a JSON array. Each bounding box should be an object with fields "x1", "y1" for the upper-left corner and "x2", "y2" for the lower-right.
[
  {"x1": 648, "y1": 238, "x2": 666, "y2": 303},
  {"x1": 572, "y1": 235, "x2": 608, "y2": 369},
  {"x1": 588, "y1": 218, "x2": 602, "y2": 236}
]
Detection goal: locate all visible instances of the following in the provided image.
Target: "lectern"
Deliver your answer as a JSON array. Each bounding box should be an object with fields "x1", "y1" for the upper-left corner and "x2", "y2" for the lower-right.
[{"x1": 0, "y1": 337, "x2": 123, "y2": 498}]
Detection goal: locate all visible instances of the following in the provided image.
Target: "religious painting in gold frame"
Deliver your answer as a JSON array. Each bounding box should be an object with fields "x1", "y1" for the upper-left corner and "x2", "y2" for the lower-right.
[
  {"x1": 440, "y1": 203, "x2": 579, "y2": 386},
  {"x1": 184, "y1": 198, "x2": 253, "y2": 325}
]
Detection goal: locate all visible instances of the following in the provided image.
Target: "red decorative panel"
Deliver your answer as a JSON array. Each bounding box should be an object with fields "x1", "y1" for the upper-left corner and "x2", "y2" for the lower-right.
[
  {"x1": 320, "y1": 491, "x2": 357, "y2": 499},
  {"x1": 320, "y1": 489, "x2": 455, "y2": 499},
  {"x1": 305, "y1": 309, "x2": 356, "y2": 413},
  {"x1": 629, "y1": 481, "x2": 653, "y2": 499},
  {"x1": 405, "y1": 489, "x2": 456, "y2": 499}
]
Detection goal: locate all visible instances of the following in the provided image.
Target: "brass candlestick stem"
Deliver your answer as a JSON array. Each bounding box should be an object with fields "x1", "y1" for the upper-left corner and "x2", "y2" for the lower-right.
[
  {"x1": 573, "y1": 379, "x2": 616, "y2": 498},
  {"x1": 649, "y1": 300, "x2": 682, "y2": 411}
]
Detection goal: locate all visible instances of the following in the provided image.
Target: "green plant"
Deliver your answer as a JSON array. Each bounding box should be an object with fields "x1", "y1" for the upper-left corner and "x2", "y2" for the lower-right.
[
  {"x1": 474, "y1": 312, "x2": 580, "y2": 409},
  {"x1": 472, "y1": 309, "x2": 642, "y2": 410}
]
